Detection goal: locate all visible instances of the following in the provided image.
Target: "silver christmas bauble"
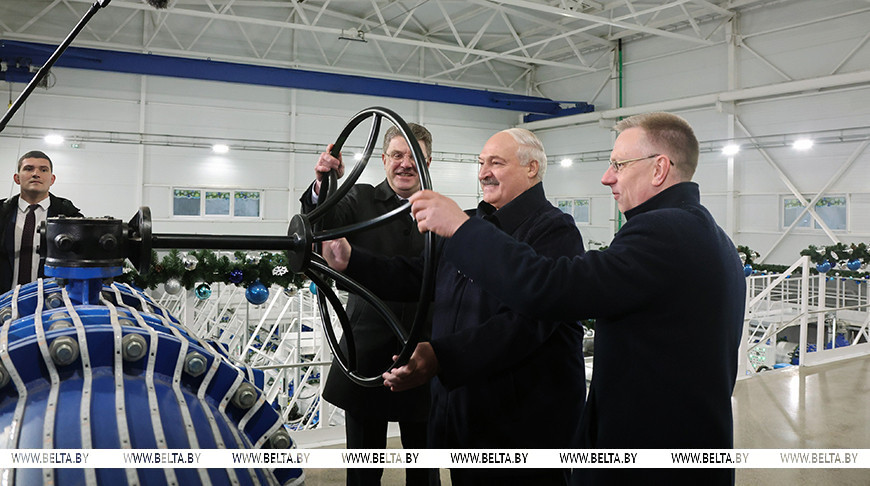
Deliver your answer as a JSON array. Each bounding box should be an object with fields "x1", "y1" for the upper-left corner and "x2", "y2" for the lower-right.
[
  {"x1": 164, "y1": 278, "x2": 183, "y2": 295},
  {"x1": 183, "y1": 254, "x2": 199, "y2": 271}
]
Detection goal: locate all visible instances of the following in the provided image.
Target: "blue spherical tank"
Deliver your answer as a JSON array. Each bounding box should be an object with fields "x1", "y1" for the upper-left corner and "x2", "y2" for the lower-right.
[{"x1": 0, "y1": 275, "x2": 304, "y2": 486}]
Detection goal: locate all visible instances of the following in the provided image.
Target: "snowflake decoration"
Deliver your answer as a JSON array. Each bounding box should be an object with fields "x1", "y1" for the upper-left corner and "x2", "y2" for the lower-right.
[{"x1": 272, "y1": 265, "x2": 289, "y2": 276}]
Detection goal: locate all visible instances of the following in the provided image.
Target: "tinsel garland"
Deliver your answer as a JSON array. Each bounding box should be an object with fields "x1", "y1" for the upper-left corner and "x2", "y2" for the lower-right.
[
  {"x1": 116, "y1": 243, "x2": 869, "y2": 291},
  {"x1": 800, "y1": 242, "x2": 870, "y2": 265},
  {"x1": 740, "y1": 243, "x2": 870, "y2": 279},
  {"x1": 736, "y1": 245, "x2": 761, "y2": 266},
  {"x1": 116, "y1": 249, "x2": 306, "y2": 290}
]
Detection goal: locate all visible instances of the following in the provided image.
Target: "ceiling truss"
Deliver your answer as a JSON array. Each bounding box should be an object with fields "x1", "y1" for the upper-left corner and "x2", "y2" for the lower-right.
[{"x1": 0, "y1": 0, "x2": 741, "y2": 97}]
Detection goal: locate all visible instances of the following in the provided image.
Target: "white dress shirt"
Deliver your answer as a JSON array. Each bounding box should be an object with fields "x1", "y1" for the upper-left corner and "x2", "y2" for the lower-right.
[{"x1": 13, "y1": 197, "x2": 50, "y2": 285}]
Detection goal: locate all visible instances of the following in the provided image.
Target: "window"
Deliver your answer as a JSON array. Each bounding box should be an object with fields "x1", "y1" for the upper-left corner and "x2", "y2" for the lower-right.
[
  {"x1": 173, "y1": 188, "x2": 262, "y2": 218},
  {"x1": 557, "y1": 198, "x2": 590, "y2": 224},
  {"x1": 783, "y1": 195, "x2": 847, "y2": 231},
  {"x1": 234, "y1": 191, "x2": 261, "y2": 217},
  {"x1": 205, "y1": 191, "x2": 231, "y2": 215},
  {"x1": 173, "y1": 189, "x2": 201, "y2": 216}
]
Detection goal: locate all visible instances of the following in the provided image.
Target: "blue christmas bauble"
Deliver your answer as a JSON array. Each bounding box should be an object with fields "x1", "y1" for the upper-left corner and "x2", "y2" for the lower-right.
[
  {"x1": 246, "y1": 281, "x2": 269, "y2": 305},
  {"x1": 846, "y1": 259, "x2": 862, "y2": 271},
  {"x1": 195, "y1": 282, "x2": 212, "y2": 300},
  {"x1": 816, "y1": 260, "x2": 832, "y2": 273},
  {"x1": 309, "y1": 282, "x2": 317, "y2": 295},
  {"x1": 743, "y1": 264, "x2": 753, "y2": 277},
  {"x1": 229, "y1": 269, "x2": 244, "y2": 284}
]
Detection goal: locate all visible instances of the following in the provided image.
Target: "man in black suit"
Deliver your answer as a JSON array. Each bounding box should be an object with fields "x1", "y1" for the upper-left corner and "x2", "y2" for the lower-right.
[
  {"x1": 323, "y1": 128, "x2": 587, "y2": 486},
  {"x1": 0, "y1": 150, "x2": 82, "y2": 294},
  {"x1": 300, "y1": 123, "x2": 434, "y2": 486}
]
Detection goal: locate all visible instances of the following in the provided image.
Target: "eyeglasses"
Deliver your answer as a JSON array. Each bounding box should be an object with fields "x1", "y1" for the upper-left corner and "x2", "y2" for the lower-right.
[
  {"x1": 387, "y1": 151, "x2": 416, "y2": 163},
  {"x1": 608, "y1": 154, "x2": 668, "y2": 173}
]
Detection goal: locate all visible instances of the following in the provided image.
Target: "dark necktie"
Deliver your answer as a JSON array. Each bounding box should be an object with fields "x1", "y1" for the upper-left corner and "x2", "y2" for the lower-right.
[
  {"x1": 398, "y1": 197, "x2": 412, "y2": 220},
  {"x1": 18, "y1": 204, "x2": 39, "y2": 286}
]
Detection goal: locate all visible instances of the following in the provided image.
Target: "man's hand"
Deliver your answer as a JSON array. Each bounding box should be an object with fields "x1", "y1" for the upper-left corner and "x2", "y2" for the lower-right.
[
  {"x1": 321, "y1": 238, "x2": 351, "y2": 272},
  {"x1": 313, "y1": 143, "x2": 345, "y2": 195},
  {"x1": 409, "y1": 190, "x2": 470, "y2": 237},
  {"x1": 382, "y1": 342, "x2": 438, "y2": 392}
]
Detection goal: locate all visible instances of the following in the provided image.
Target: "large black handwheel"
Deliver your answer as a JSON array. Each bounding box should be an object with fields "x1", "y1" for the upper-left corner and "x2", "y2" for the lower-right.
[
  {"x1": 122, "y1": 107, "x2": 434, "y2": 388},
  {"x1": 301, "y1": 107, "x2": 436, "y2": 387}
]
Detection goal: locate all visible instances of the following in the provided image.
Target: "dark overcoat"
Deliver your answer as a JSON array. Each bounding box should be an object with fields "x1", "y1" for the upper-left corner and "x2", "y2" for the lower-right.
[
  {"x1": 443, "y1": 182, "x2": 745, "y2": 485},
  {"x1": 300, "y1": 179, "x2": 431, "y2": 421},
  {"x1": 347, "y1": 183, "x2": 587, "y2": 457}
]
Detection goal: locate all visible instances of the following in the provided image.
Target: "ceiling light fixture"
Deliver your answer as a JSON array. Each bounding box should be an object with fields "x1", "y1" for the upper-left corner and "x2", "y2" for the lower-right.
[
  {"x1": 44, "y1": 134, "x2": 64, "y2": 145},
  {"x1": 212, "y1": 144, "x2": 230, "y2": 154},
  {"x1": 792, "y1": 139, "x2": 813, "y2": 150}
]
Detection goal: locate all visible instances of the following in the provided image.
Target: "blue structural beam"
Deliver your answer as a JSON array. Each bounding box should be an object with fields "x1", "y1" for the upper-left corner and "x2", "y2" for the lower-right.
[
  {"x1": 1, "y1": 39, "x2": 592, "y2": 116},
  {"x1": 523, "y1": 103, "x2": 595, "y2": 123}
]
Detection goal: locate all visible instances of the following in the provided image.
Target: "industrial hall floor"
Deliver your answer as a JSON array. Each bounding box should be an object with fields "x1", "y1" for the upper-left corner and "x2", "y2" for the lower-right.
[{"x1": 298, "y1": 354, "x2": 870, "y2": 486}]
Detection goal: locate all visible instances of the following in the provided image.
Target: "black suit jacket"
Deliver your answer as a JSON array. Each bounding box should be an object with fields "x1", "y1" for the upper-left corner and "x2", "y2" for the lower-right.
[
  {"x1": 0, "y1": 193, "x2": 83, "y2": 294},
  {"x1": 300, "y1": 179, "x2": 431, "y2": 421}
]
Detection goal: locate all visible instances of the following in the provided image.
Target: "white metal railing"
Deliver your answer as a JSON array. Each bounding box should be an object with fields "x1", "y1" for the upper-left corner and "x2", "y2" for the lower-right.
[
  {"x1": 741, "y1": 255, "x2": 870, "y2": 377},
  {"x1": 147, "y1": 281, "x2": 345, "y2": 433}
]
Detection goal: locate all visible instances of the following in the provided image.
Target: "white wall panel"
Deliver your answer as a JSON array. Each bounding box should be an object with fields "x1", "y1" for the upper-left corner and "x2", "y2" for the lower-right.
[
  {"x1": 544, "y1": 161, "x2": 610, "y2": 201},
  {"x1": 144, "y1": 145, "x2": 290, "y2": 188},
  {"x1": 540, "y1": 124, "x2": 613, "y2": 157},
  {"x1": 739, "y1": 195, "x2": 780, "y2": 232},
  {"x1": 145, "y1": 75, "x2": 292, "y2": 112},
  {"x1": 736, "y1": 143, "x2": 870, "y2": 195},
  {"x1": 430, "y1": 161, "x2": 479, "y2": 199},
  {"x1": 154, "y1": 219, "x2": 290, "y2": 236},
  {"x1": 16, "y1": 94, "x2": 141, "y2": 134},
  {"x1": 851, "y1": 194, "x2": 870, "y2": 234},
  {"x1": 625, "y1": 41, "x2": 729, "y2": 107},
  {"x1": 431, "y1": 123, "x2": 502, "y2": 157},
  {"x1": 146, "y1": 102, "x2": 291, "y2": 142},
  {"x1": 52, "y1": 143, "x2": 141, "y2": 218},
  {"x1": 694, "y1": 157, "x2": 729, "y2": 195},
  {"x1": 43, "y1": 69, "x2": 143, "y2": 102},
  {"x1": 700, "y1": 195, "x2": 727, "y2": 228},
  {"x1": 679, "y1": 110, "x2": 731, "y2": 143},
  {"x1": 422, "y1": 102, "x2": 517, "y2": 155},
  {"x1": 262, "y1": 189, "x2": 288, "y2": 222},
  {"x1": 737, "y1": 1, "x2": 870, "y2": 86},
  {"x1": 143, "y1": 186, "x2": 170, "y2": 217},
  {"x1": 737, "y1": 88, "x2": 870, "y2": 135},
  {"x1": 735, "y1": 156, "x2": 787, "y2": 194}
]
